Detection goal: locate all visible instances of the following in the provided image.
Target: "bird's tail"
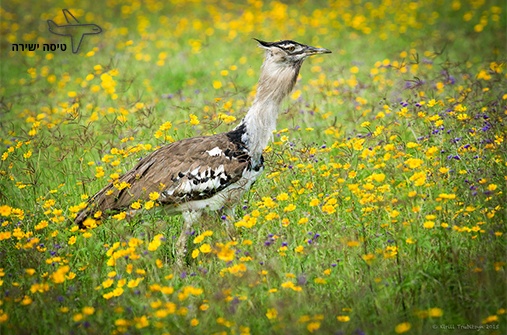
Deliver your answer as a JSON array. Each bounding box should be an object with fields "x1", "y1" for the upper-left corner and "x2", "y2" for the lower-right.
[
  {"x1": 73, "y1": 184, "x2": 115, "y2": 229},
  {"x1": 74, "y1": 206, "x2": 93, "y2": 229}
]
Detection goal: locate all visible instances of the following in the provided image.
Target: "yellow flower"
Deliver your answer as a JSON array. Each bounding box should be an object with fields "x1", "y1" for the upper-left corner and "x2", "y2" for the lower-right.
[
  {"x1": 390, "y1": 210, "x2": 400, "y2": 218},
  {"x1": 347, "y1": 240, "x2": 360, "y2": 247},
  {"x1": 337, "y1": 315, "x2": 350, "y2": 322},
  {"x1": 439, "y1": 167, "x2": 450, "y2": 174},
  {"x1": 21, "y1": 295, "x2": 32, "y2": 306},
  {"x1": 284, "y1": 204, "x2": 296, "y2": 212},
  {"x1": 405, "y1": 158, "x2": 423, "y2": 169},
  {"x1": 82, "y1": 306, "x2": 95, "y2": 315},
  {"x1": 51, "y1": 265, "x2": 70, "y2": 284},
  {"x1": 0, "y1": 232, "x2": 12, "y2": 240},
  {"x1": 212, "y1": 80, "x2": 222, "y2": 89},
  {"x1": 68, "y1": 236, "x2": 77, "y2": 245},
  {"x1": 112, "y1": 212, "x2": 126, "y2": 221},
  {"x1": 25, "y1": 268, "x2": 36, "y2": 276},
  {"x1": 102, "y1": 278, "x2": 114, "y2": 288},
  {"x1": 487, "y1": 184, "x2": 497, "y2": 191},
  {"x1": 148, "y1": 234, "x2": 164, "y2": 251},
  {"x1": 370, "y1": 172, "x2": 386, "y2": 182},
  {"x1": 314, "y1": 277, "x2": 326, "y2": 284},
  {"x1": 409, "y1": 171, "x2": 426, "y2": 186},
  {"x1": 423, "y1": 221, "x2": 435, "y2": 229},
  {"x1": 281, "y1": 281, "x2": 302, "y2": 291},
  {"x1": 0, "y1": 205, "x2": 12, "y2": 217},
  {"x1": 0, "y1": 311, "x2": 8, "y2": 323},
  {"x1": 134, "y1": 315, "x2": 149, "y2": 329},
  {"x1": 266, "y1": 308, "x2": 278, "y2": 320},
  {"x1": 322, "y1": 204, "x2": 336, "y2": 214},
  {"x1": 95, "y1": 166, "x2": 105, "y2": 178},
  {"x1": 482, "y1": 315, "x2": 499, "y2": 324},
  {"x1": 217, "y1": 243, "x2": 235, "y2": 262},
  {"x1": 395, "y1": 322, "x2": 411, "y2": 333},
  {"x1": 131, "y1": 201, "x2": 142, "y2": 210},
  {"x1": 298, "y1": 217, "x2": 309, "y2": 225},
  {"x1": 189, "y1": 114, "x2": 200, "y2": 125},
  {"x1": 149, "y1": 192, "x2": 160, "y2": 200},
  {"x1": 362, "y1": 253, "x2": 375, "y2": 264},
  {"x1": 438, "y1": 193, "x2": 456, "y2": 200},
  {"x1": 277, "y1": 192, "x2": 289, "y2": 201},
  {"x1": 307, "y1": 322, "x2": 320, "y2": 332},
  {"x1": 83, "y1": 218, "x2": 97, "y2": 229},
  {"x1": 158, "y1": 121, "x2": 172, "y2": 131},
  {"x1": 193, "y1": 230, "x2": 213, "y2": 243},
  {"x1": 199, "y1": 243, "x2": 211, "y2": 253},
  {"x1": 192, "y1": 249, "x2": 200, "y2": 259},
  {"x1": 127, "y1": 278, "x2": 142, "y2": 288},
  {"x1": 428, "y1": 307, "x2": 443, "y2": 317}
]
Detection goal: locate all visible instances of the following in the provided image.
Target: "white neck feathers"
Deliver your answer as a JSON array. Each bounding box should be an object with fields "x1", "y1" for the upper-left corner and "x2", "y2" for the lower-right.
[{"x1": 238, "y1": 57, "x2": 301, "y2": 159}]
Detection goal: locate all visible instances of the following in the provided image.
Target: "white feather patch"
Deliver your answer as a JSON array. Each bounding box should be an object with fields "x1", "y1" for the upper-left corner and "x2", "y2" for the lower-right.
[{"x1": 206, "y1": 147, "x2": 223, "y2": 157}]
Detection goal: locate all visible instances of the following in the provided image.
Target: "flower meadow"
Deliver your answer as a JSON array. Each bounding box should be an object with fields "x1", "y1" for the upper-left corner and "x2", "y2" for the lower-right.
[{"x1": 0, "y1": 0, "x2": 506, "y2": 334}]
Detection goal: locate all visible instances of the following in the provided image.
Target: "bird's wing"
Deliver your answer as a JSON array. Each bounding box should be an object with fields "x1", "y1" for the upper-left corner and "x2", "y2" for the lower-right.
[{"x1": 77, "y1": 132, "x2": 253, "y2": 221}]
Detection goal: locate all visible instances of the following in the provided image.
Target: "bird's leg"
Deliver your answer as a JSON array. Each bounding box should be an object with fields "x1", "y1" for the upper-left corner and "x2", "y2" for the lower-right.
[
  {"x1": 223, "y1": 207, "x2": 237, "y2": 240},
  {"x1": 176, "y1": 210, "x2": 201, "y2": 267}
]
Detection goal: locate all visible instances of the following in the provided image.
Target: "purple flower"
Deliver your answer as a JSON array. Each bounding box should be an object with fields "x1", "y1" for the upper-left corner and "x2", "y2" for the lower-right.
[{"x1": 297, "y1": 274, "x2": 307, "y2": 285}]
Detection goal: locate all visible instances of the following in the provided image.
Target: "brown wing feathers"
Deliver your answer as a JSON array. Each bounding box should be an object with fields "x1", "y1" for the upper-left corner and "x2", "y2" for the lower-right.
[{"x1": 75, "y1": 131, "x2": 251, "y2": 228}]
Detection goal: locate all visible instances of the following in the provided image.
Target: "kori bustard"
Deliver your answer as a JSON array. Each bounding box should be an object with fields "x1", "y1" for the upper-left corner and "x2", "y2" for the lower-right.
[{"x1": 75, "y1": 39, "x2": 331, "y2": 264}]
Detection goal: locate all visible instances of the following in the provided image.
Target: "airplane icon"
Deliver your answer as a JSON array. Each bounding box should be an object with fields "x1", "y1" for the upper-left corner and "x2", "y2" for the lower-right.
[{"x1": 47, "y1": 9, "x2": 102, "y2": 54}]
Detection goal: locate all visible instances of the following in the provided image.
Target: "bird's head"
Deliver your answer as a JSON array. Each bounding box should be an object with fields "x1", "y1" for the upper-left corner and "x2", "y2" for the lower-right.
[{"x1": 254, "y1": 39, "x2": 331, "y2": 66}]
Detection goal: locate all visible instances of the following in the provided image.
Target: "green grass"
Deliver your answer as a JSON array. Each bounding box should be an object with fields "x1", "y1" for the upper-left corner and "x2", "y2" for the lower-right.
[{"x1": 1, "y1": 0, "x2": 506, "y2": 334}]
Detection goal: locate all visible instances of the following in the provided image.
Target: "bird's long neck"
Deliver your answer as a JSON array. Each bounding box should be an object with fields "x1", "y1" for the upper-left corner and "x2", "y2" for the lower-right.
[{"x1": 237, "y1": 58, "x2": 302, "y2": 160}]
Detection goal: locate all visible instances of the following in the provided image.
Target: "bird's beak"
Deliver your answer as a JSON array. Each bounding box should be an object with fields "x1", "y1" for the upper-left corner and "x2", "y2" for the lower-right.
[{"x1": 305, "y1": 45, "x2": 332, "y2": 55}]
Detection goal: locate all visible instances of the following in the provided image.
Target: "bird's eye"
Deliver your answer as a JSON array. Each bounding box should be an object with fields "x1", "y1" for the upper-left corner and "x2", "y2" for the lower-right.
[{"x1": 287, "y1": 46, "x2": 295, "y2": 52}]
